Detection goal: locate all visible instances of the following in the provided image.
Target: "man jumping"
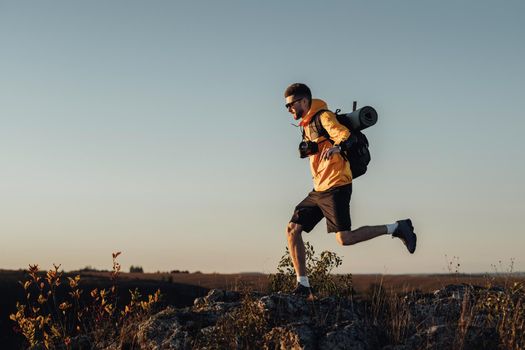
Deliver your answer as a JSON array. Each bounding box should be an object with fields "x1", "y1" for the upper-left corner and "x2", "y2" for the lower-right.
[{"x1": 284, "y1": 83, "x2": 417, "y2": 296}]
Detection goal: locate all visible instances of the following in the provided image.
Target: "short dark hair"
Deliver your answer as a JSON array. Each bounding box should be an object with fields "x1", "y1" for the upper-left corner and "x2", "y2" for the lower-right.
[{"x1": 284, "y1": 83, "x2": 312, "y2": 102}]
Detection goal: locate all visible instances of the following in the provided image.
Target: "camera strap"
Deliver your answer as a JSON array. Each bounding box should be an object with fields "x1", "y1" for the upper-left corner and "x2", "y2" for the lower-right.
[{"x1": 301, "y1": 126, "x2": 309, "y2": 141}]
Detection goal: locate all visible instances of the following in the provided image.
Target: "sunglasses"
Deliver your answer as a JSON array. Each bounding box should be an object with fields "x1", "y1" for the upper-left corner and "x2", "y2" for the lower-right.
[{"x1": 285, "y1": 97, "x2": 304, "y2": 110}]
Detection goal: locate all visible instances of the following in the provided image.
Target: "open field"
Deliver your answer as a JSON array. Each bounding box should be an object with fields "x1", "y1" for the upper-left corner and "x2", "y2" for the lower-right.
[
  {"x1": 3, "y1": 268, "x2": 525, "y2": 295},
  {"x1": 2, "y1": 269, "x2": 524, "y2": 348},
  {"x1": 70, "y1": 270, "x2": 525, "y2": 293}
]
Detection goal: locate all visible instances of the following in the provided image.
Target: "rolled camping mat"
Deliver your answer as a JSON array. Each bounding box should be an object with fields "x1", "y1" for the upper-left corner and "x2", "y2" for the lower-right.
[{"x1": 345, "y1": 106, "x2": 378, "y2": 131}]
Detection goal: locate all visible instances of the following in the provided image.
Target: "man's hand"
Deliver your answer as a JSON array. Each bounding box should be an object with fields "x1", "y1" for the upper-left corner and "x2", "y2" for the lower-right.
[{"x1": 320, "y1": 145, "x2": 341, "y2": 161}]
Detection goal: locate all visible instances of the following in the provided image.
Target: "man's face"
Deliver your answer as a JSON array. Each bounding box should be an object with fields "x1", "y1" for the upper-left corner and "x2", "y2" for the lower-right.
[{"x1": 285, "y1": 95, "x2": 309, "y2": 120}]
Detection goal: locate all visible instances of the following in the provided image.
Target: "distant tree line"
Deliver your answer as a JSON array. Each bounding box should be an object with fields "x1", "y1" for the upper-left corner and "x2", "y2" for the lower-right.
[
  {"x1": 129, "y1": 265, "x2": 144, "y2": 273},
  {"x1": 78, "y1": 265, "x2": 202, "y2": 274},
  {"x1": 128, "y1": 267, "x2": 201, "y2": 274}
]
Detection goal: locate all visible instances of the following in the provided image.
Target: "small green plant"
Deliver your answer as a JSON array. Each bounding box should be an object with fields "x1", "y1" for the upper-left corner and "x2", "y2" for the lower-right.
[{"x1": 268, "y1": 242, "x2": 353, "y2": 298}]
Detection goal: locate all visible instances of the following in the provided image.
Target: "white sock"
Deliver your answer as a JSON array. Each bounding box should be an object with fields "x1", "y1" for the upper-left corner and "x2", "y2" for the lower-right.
[
  {"x1": 386, "y1": 222, "x2": 399, "y2": 234},
  {"x1": 297, "y1": 276, "x2": 310, "y2": 287}
]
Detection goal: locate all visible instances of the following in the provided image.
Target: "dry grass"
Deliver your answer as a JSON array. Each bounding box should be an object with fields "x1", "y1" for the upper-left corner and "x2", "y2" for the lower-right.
[
  {"x1": 9, "y1": 252, "x2": 161, "y2": 349},
  {"x1": 6, "y1": 247, "x2": 525, "y2": 349}
]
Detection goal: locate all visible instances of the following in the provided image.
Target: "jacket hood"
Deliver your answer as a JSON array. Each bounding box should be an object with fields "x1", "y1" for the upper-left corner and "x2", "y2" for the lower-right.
[{"x1": 299, "y1": 99, "x2": 328, "y2": 127}]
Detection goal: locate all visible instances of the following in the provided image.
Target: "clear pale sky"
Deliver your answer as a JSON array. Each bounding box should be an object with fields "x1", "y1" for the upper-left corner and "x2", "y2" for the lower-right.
[{"x1": 1, "y1": 1, "x2": 524, "y2": 274}]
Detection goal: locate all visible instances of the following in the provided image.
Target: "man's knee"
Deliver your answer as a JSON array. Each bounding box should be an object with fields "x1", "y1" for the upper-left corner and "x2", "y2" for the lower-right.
[
  {"x1": 335, "y1": 231, "x2": 354, "y2": 246},
  {"x1": 286, "y1": 222, "x2": 303, "y2": 241}
]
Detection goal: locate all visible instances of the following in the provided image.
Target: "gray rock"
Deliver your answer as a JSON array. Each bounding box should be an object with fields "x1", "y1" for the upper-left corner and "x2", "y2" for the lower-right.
[
  {"x1": 258, "y1": 294, "x2": 314, "y2": 324},
  {"x1": 204, "y1": 288, "x2": 225, "y2": 304},
  {"x1": 135, "y1": 307, "x2": 192, "y2": 350},
  {"x1": 124, "y1": 284, "x2": 510, "y2": 350},
  {"x1": 200, "y1": 288, "x2": 242, "y2": 305},
  {"x1": 319, "y1": 321, "x2": 375, "y2": 350},
  {"x1": 265, "y1": 323, "x2": 316, "y2": 350}
]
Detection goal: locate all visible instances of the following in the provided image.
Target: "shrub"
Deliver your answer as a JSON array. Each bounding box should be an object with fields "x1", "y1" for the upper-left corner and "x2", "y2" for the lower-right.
[
  {"x1": 10, "y1": 252, "x2": 161, "y2": 349},
  {"x1": 268, "y1": 242, "x2": 353, "y2": 298}
]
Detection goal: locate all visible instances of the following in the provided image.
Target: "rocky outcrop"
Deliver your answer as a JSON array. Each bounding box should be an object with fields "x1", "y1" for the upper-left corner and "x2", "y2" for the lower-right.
[{"x1": 112, "y1": 284, "x2": 506, "y2": 349}]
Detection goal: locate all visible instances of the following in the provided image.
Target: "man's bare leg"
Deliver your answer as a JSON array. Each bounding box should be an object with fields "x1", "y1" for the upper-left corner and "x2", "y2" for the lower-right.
[
  {"x1": 336, "y1": 220, "x2": 417, "y2": 252},
  {"x1": 286, "y1": 222, "x2": 306, "y2": 277},
  {"x1": 335, "y1": 225, "x2": 388, "y2": 246}
]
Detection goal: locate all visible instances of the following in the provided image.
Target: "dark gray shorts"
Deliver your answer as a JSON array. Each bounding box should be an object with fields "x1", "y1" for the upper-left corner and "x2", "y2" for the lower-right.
[{"x1": 290, "y1": 183, "x2": 352, "y2": 233}]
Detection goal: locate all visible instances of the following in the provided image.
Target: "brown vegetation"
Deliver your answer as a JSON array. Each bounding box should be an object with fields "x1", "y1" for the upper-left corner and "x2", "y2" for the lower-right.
[{"x1": 2, "y1": 247, "x2": 525, "y2": 349}]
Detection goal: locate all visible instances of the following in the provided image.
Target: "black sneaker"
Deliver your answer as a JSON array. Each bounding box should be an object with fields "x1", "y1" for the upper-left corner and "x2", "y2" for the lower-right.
[
  {"x1": 392, "y1": 219, "x2": 417, "y2": 254},
  {"x1": 292, "y1": 283, "x2": 315, "y2": 299}
]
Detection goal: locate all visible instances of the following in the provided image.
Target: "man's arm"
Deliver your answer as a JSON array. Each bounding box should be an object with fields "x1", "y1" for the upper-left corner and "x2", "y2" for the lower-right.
[
  {"x1": 319, "y1": 111, "x2": 350, "y2": 160},
  {"x1": 320, "y1": 111, "x2": 350, "y2": 144}
]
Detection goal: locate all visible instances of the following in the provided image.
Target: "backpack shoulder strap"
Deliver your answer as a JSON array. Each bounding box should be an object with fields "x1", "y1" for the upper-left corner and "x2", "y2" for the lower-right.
[{"x1": 311, "y1": 109, "x2": 330, "y2": 138}]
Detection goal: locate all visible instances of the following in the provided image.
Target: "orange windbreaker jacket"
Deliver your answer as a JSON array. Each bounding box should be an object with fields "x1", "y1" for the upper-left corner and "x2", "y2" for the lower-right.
[{"x1": 300, "y1": 99, "x2": 352, "y2": 192}]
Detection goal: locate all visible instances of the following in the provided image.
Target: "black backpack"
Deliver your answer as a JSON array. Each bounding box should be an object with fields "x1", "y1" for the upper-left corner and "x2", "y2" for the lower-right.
[{"x1": 309, "y1": 109, "x2": 371, "y2": 179}]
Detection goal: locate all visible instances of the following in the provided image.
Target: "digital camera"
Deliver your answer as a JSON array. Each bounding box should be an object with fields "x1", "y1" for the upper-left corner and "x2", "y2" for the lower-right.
[{"x1": 299, "y1": 141, "x2": 319, "y2": 158}]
